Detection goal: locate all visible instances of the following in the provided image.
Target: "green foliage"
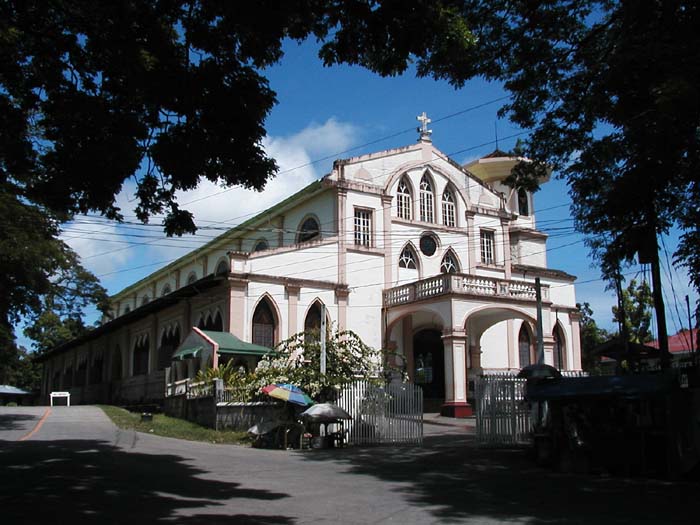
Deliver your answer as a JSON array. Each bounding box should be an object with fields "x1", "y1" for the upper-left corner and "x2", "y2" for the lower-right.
[
  {"x1": 199, "y1": 329, "x2": 384, "y2": 402},
  {"x1": 577, "y1": 302, "x2": 611, "y2": 372},
  {"x1": 0, "y1": 344, "x2": 40, "y2": 390},
  {"x1": 612, "y1": 279, "x2": 654, "y2": 344},
  {"x1": 432, "y1": 1, "x2": 699, "y2": 294}
]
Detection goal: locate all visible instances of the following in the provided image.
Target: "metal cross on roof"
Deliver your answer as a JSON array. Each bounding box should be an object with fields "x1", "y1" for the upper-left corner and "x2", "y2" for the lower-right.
[{"x1": 416, "y1": 112, "x2": 432, "y2": 142}]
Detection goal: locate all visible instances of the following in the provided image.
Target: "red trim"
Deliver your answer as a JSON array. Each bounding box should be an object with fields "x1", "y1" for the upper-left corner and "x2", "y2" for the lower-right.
[
  {"x1": 440, "y1": 401, "x2": 473, "y2": 418},
  {"x1": 192, "y1": 326, "x2": 219, "y2": 368}
]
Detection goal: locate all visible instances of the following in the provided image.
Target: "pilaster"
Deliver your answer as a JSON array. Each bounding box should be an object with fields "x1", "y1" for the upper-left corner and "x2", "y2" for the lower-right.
[
  {"x1": 441, "y1": 330, "x2": 472, "y2": 417},
  {"x1": 501, "y1": 218, "x2": 512, "y2": 279},
  {"x1": 228, "y1": 278, "x2": 249, "y2": 339},
  {"x1": 570, "y1": 311, "x2": 583, "y2": 370},
  {"x1": 335, "y1": 287, "x2": 350, "y2": 332},
  {"x1": 338, "y1": 188, "x2": 348, "y2": 284},
  {"x1": 286, "y1": 283, "x2": 301, "y2": 338},
  {"x1": 382, "y1": 194, "x2": 393, "y2": 286},
  {"x1": 465, "y1": 211, "x2": 477, "y2": 274}
]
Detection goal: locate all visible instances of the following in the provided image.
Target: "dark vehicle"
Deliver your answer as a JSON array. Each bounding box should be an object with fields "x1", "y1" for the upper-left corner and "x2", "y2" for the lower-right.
[{"x1": 525, "y1": 365, "x2": 700, "y2": 478}]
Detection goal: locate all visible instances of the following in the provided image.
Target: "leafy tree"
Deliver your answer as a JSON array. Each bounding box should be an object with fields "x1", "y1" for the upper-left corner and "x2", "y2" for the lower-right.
[
  {"x1": 0, "y1": 192, "x2": 109, "y2": 357},
  {"x1": 0, "y1": 344, "x2": 41, "y2": 391},
  {"x1": 418, "y1": 1, "x2": 699, "y2": 297},
  {"x1": 0, "y1": 0, "x2": 475, "y2": 348},
  {"x1": 577, "y1": 302, "x2": 610, "y2": 372},
  {"x1": 611, "y1": 279, "x2": 654, "y2": 344}
]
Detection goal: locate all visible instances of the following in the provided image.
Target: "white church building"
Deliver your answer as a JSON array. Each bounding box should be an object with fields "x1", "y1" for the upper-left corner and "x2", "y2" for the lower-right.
[{"x1": 39, "y1": 117, "x2": 581, "y2": 416}]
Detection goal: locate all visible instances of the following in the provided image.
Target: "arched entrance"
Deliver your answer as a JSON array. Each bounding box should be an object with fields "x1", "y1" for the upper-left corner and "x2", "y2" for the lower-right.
[{"x1": 413, "y1": 329, "x2": 444, "y2": 409}]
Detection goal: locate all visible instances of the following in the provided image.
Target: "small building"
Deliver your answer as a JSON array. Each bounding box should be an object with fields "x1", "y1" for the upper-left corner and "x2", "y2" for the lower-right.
[{"x1": 37, "y1": 120, "x2": 582, "y2": 416}]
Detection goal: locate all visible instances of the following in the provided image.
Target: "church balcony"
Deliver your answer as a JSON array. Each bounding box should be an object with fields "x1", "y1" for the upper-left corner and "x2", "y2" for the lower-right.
[{"x1": 383, "y1": 273, "x2": 549, "y2": 308}]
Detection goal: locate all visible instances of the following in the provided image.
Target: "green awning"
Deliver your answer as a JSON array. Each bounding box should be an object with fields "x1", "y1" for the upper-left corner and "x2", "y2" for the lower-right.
[
  {"x1": 172, "y1": 331, "x2": 274, "y2": 361},
  {"x1": 200, "y1": 330, "x2": 273, "y2": 356},
  {"x1": 172, "y1": 345, "x2": 203, "y2": 360}
]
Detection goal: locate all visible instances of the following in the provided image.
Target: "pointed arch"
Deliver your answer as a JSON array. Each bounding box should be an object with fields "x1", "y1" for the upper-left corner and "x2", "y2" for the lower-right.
[
  {"x1": 186, "y1": 271, "x2": 198, "y2": 285},
  {"x1": 213, "y1": 310, "x2": 223, "y2": 332},
  {"x1": 161, "y1": 283, "x2": 172, "y2": 296},
  {"x1": 518, "y1": 322, "x2": 534, "y2": 368},
  {"x1": 252, "y1": 294, "x2": 280, "y2": 348},
  {"x1": 141, "y1": 295, "x2": 150, "y2": 306},
  {"x1": 441, "y1": 185, "x2": 457, "y2": 227},
  {"x1": 398, "y1": 242, "x2": 419, "y2": 270},
  {"x1": 440, "y1": 249, "x2": 461, "y2": 274},
  {"x1": 158, "y1": 323, "x2": 181, "y2": 369},
  {"x1": 552, "y1": 322, "x2": 567, "y2": 370},
  {"x1": 419, "y1": 171, "x2": 435, "y2": 223},
  {"x1": 132, "y1": 334, "x2": 150, "y2": 376},
  {"x1": 396, "y1": 176, "x2": 413, "y2": 220},
  {"x1": 304, "y1": 299, "x2": 331, "y2": 344},
  {"x1": 517, "y1": 188, "x2": 530, "y2": 216}
]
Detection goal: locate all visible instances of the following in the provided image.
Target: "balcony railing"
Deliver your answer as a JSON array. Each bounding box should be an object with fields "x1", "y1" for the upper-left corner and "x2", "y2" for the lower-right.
[{"x1": 383, "y1": 274, "x2": 549, "y2": 307}]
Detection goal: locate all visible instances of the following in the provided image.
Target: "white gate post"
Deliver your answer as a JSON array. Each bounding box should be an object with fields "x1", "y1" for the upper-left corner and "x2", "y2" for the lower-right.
[{"x1": 441, "y1": 331, "x2": 472, "y2": 417}]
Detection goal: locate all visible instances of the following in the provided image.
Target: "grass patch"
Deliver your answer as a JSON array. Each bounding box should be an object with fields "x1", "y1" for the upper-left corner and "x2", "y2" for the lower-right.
[{"x1": 98, "y1": 405, "x2": 250, "y2": 445}]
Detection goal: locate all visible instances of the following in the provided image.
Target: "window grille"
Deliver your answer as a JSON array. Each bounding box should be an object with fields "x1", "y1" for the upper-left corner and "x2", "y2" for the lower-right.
[
  {"x1": 399, "y1": 247, "x2": 417, "y2": 269},
  {"x1": 480, "y1": 230, "x2": 495, "y2": 265},
  {"x1": 442, "y1": 188, "x2": 456, "y2": 227},
  {"x1": 397, "y1": 179, "x2": 412, "y2": 220},
  {"x1": 440, "y1": 251, "x2": 459, "y2": 273},
  {"x1": 354, "y1": 208, "x2": 372, "y2": 247},
  {"x1": 419, "y1": 174, "x2": 434, "y2": 222}
]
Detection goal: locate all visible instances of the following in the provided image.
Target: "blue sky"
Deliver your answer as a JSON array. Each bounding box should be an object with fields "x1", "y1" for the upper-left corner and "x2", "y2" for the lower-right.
[{"x1": 22, "y1": 38, "x2": 697, "y2": 349}]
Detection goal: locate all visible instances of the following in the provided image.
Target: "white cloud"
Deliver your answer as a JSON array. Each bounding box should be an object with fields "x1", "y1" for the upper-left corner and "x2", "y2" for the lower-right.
[{"x1": 64, "y1": 118, "x2": 360, "y2": 290}]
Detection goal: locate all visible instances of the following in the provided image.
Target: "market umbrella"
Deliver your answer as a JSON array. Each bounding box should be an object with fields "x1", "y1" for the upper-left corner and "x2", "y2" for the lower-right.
[
  {"x1": 261, "y1": 383, "x2": 315, "y2": 406},
  {"x1": 300, "y1": 403, "x2": 352, "y2": 422}
]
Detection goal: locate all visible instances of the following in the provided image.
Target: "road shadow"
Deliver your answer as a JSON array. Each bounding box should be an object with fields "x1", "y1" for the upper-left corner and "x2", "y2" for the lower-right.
[
  {"x1": 0, "y1": 439, "x2": 294, "y2": 525},
  {"x1": 0, "y1": 413, "x2": 38, "y2": 431},
  {"x1": 297, "y1": 432, "x2": 698, "y2": 524}
]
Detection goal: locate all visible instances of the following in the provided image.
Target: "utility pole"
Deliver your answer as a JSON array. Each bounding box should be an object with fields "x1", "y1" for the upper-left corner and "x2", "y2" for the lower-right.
[
  {"x1": 320, "y1": 303, "x2": 327, "y2": 375},
  {"x1": 640, "y1": 232, "x2": 670, "y2": 368},
  {"x1": 535, "y1": 277, "x2": 545, "y2": 365}
]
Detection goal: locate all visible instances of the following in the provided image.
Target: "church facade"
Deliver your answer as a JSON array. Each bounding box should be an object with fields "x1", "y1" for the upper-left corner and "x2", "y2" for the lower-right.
[{"x1": 38, "y1": 124, "x2": 581, "y2": 416}]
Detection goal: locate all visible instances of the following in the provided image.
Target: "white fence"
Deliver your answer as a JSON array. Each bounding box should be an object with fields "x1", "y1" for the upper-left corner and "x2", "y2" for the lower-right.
[
  {"x1": 475, "y1": 375, "x2": 531, "y2": 447},
  {"x1": 336, "y1": 380, "x2": 423, "y2": 446}
]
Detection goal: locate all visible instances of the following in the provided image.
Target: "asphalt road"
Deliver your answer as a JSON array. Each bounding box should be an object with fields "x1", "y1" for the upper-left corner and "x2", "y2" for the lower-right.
[{"x1": 0, "y1": 406, "x2": 697, "y2": 524}]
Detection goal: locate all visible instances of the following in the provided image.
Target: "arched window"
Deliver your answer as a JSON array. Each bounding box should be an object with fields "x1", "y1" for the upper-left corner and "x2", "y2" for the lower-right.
[
  {"x1": 254, "y1": 239, "x2": 269, "y2": 252},
  {"x1": 141, "y1": 296, "x2": 150, "y2": 306},
  {"x1": 297, "y1": 217, "x2": 320, "y2": 243},
  {"x1": 187, "y1": 272, "x2": 197, "y2": 285},
  {"x1": 158, "y1": 326, "x2": 181, "y2": 370},
  {"x1": 304, "y1": 301, "x2": 324, "y2": 344},
  {"x1": 553, "y1": 324, "x2": 566, "y2": 370},
  {"x1": 123, "y1": 305, "x2": 131, "y2": 314},
  {"x1": 440, "y1": 250, "x2": 460, "y2": 273},
  {"x1": 442, "y1": 187, "x2": 456, "y2": 227},
  {"x1": 518, "y1": 324, "x2": 532, "y2": 368},
  {"x1": 111, "y1": 346, "x2": 122, "y2": 381},
  {"x1": 419, "y1": 173, "x2": 435, "y2": 223},
  {"x1": 252, "y1": 298, "x2": 276, "y2": 348},
  {"x1": 132, "y1": 335, "x2": 150, "y2": 376},
  {"x1": 518, "y1": 188, "x2": 530, "y2": 216},
  {"x1": 213, "y1": 311, "x2": 223, "y2": 332},
  {"x1": 396, "y1": 177, "x2": 412, "y2": 220},
  {"x1": 161, "y1": 284, "x2": 171, "y2": 296},
  {"x1": 215, "y1": 259, "x2": 229, "y2": 276},
  {"x1": 399, "y1": 246, "x2": 417, "y2": 269}
]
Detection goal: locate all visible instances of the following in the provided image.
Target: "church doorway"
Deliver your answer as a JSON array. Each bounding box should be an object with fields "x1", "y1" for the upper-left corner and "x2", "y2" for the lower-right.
[{"x1": 413, "y1": 329, "x2": 445, "y2": 410}]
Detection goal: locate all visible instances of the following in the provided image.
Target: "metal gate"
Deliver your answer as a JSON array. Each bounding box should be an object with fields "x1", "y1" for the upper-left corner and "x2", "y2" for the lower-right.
[
  {"x1": 475, "y1": 374, "x2": 531, "y2": 446},
  {"x1": 336, "y1": 380, "x2": 423, "y2": 446}
]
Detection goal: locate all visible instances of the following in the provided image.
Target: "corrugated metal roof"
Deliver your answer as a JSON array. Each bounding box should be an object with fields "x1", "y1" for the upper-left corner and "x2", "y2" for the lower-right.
[{"x1": 0, "y1": 385, "x2": 30, "y2": 395}]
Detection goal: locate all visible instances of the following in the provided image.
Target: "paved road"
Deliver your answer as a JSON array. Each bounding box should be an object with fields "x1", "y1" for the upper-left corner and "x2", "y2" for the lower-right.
[{"x1": 0, "y1": 406, "x2": 697, "y2": 524}]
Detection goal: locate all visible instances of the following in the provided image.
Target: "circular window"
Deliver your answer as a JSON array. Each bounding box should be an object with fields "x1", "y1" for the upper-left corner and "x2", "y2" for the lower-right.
[{"x1": 419, "y1": 234, "x2": 438, "y2": 256}]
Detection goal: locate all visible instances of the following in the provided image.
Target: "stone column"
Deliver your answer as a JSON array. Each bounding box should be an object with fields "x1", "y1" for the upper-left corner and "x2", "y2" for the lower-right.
[
  {"x1": 337, "y1": 188, "x2": 347, "y2": 284},
  {"x1": 465, "y1": 211, "x2": 477, "y2": 274},
  {"x1": 507, "y1": 319, "x2": 516, "y2": 370},
  {"x1": 228, "y1": 278, "x2": 248, "y2": 339},
  {"x1": 335, "y1": 287, "x2": 349, "y2": 332},
  {"x1": 381, "y1": 194, "x2": 393, "y2": 286},
  {"x1": 286, "y1": 283, "x2": 301, "y2": 338},
  {"x1": 501, "y1": 218, "x2": 512, "y2": 279},
  {"x1": 402, "y1": 316, "x2": 414, "y2": 382},
  {"x1": 441, "y1": 330, "x2": 472, "y2": 417},
  {"x1": 570, "y1": 311, "x2": 583, "y2": 370}
]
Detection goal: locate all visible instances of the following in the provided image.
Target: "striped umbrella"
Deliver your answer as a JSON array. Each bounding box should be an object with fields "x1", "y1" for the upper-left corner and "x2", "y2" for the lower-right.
[{"x1": 261, "y1": 383, "x2": 315, "y2": 406}]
